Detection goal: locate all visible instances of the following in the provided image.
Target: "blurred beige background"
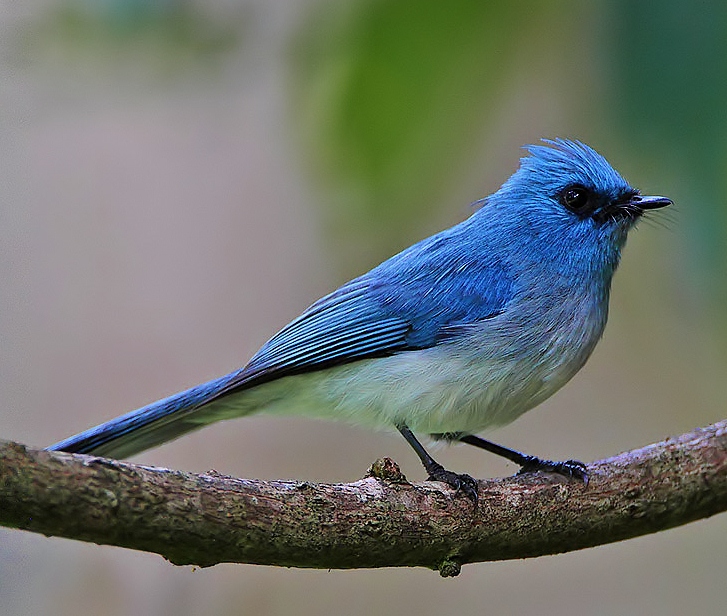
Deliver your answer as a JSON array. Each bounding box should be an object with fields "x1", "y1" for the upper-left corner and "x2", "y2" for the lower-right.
[{"x1": 1, "y1": 1, "x2": 726, "y2": 615}]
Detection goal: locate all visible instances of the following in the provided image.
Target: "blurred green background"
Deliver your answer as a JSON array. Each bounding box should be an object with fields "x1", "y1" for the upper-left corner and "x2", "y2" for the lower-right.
[{"x1": 1, "y1": 1, "x2": 726, "y2": 614}]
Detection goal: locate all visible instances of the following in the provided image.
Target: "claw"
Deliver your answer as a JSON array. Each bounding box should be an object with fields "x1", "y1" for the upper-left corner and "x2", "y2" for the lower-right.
[
  {"x1": 517, "y1": 456, "x2": 589, "y2": 484},
  {"x1": 426, "y1": 463, "x2": 479, "y2": 505}
]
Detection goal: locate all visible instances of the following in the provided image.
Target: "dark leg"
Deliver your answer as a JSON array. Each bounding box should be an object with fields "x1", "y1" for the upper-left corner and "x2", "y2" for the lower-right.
[
  {"x1": 456, "y1": 434, "x2": 588, "y2": 482},
  {"x1": 397, "y1": 424, "x2": 479, "y2": 503}
]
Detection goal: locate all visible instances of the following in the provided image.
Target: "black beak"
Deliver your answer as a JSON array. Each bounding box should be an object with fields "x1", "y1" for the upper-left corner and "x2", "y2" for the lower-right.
[
  {"x1": 628, "y1": 194, "x2": 673, "y2": 211},
  {"x1": 597, "y1": 193, "x2": 672, "y2": 223}
]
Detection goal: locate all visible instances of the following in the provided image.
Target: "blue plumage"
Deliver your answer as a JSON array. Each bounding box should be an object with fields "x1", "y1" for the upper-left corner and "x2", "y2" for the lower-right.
[
  {"x1": 243, "y1": 216, "x2": 514, "y2": 382},
  {"x1": 48, "y1": 139, "x2": 670, "y2": 495}
]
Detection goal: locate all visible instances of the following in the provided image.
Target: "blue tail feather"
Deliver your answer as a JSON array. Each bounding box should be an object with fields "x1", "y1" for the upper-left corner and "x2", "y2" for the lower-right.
[{"x1": 46, "y1": 373, "x2": 241, "y2": 458}]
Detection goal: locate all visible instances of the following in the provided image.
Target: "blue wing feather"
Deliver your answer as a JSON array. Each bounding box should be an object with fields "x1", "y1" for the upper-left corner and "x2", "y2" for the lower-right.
[{"x1": 214, "y1": 215, "x2": 514, "y2": 397}]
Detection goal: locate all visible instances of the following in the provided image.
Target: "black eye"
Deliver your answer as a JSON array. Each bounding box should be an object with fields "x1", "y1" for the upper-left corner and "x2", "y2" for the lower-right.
[{"x1": 560, "y1": 184, "x2": 591, "y2": 214}]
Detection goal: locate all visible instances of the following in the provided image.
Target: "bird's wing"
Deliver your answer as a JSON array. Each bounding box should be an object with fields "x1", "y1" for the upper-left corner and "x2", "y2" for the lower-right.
[
  {"x1": 232, "y1": 278, "x2": 413, "y2": 386},
  {"x1": 214, "y1": 227, "x2": 514, "y2": 398}
]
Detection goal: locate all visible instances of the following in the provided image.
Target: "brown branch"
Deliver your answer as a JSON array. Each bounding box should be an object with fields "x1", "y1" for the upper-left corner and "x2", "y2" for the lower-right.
[{"x1": 1, "y1": 421, "x2": 726, "y2": 577}]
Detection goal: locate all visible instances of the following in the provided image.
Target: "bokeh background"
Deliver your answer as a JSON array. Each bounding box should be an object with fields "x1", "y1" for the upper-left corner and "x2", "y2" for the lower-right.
[{"x1": 1, "y1": 1, "x2": 726, "y2": 614}]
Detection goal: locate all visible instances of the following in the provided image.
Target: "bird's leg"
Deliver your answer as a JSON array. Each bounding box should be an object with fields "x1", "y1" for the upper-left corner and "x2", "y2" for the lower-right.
[
  {"x1": 396, "y1": 424, "x2": 479, "y2": 503},
  {"x1": 455, "y1": 434, "x2": 588, "y2": 483}
]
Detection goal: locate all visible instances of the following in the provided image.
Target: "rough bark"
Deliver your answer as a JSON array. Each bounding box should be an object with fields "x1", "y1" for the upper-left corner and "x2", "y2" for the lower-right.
[{"x1": 1, "y1": 420, "x2": 725, "y2": 577}]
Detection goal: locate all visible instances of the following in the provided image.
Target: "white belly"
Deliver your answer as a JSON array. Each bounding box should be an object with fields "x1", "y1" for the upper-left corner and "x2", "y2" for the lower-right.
[{"x1": 200, "y1": 326, "x2": 598, "y2": 436}]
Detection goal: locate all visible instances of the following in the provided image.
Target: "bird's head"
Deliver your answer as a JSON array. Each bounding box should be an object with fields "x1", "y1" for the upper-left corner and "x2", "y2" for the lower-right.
[{"x1": 492, "y1": 139, "x2": 671, "y2": 247}]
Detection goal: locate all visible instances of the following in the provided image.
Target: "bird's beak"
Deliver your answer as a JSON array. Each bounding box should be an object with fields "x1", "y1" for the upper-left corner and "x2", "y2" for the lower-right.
[{"x1": 628, "y1": 195, "x2": 673, "y2": 211}]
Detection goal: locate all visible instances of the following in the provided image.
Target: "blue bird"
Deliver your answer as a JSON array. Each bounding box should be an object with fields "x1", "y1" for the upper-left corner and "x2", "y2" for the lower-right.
[{"x1": 48, "y1": 139, "x2": 671, "y2": 500}]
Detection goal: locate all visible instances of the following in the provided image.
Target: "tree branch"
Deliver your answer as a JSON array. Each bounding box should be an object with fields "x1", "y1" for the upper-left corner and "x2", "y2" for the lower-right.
[{"x1": 1, "y1": 421, "x2": 726, "y2": 576}]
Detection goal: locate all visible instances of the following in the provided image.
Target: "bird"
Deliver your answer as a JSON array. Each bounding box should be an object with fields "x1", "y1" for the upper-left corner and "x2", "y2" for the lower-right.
[{"x1": 48, "y1": 139, "x2": 671, "y2": 501}]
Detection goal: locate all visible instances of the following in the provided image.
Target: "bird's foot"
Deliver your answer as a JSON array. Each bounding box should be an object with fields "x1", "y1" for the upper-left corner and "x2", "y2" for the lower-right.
[
  {"x1": 426, "y1": 462, "x2": 479, "y2": 504},
  {"x1": 517, "y1": 456, "x2": 589, "y2": 483}
]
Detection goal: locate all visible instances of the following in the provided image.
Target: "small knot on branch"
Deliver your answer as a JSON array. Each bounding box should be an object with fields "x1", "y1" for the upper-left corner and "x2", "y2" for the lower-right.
[
  {"x1": 438, "y1": 558, "x2": 462, "y2": 577},
  {"x1": 366, "y1": 457, "x2": 407, "y2": 483}
]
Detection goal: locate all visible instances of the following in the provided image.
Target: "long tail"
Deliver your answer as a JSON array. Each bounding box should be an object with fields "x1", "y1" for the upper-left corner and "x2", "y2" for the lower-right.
[{"x1": 46, "y1": 371, "x2": 244, "y2": 459}]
